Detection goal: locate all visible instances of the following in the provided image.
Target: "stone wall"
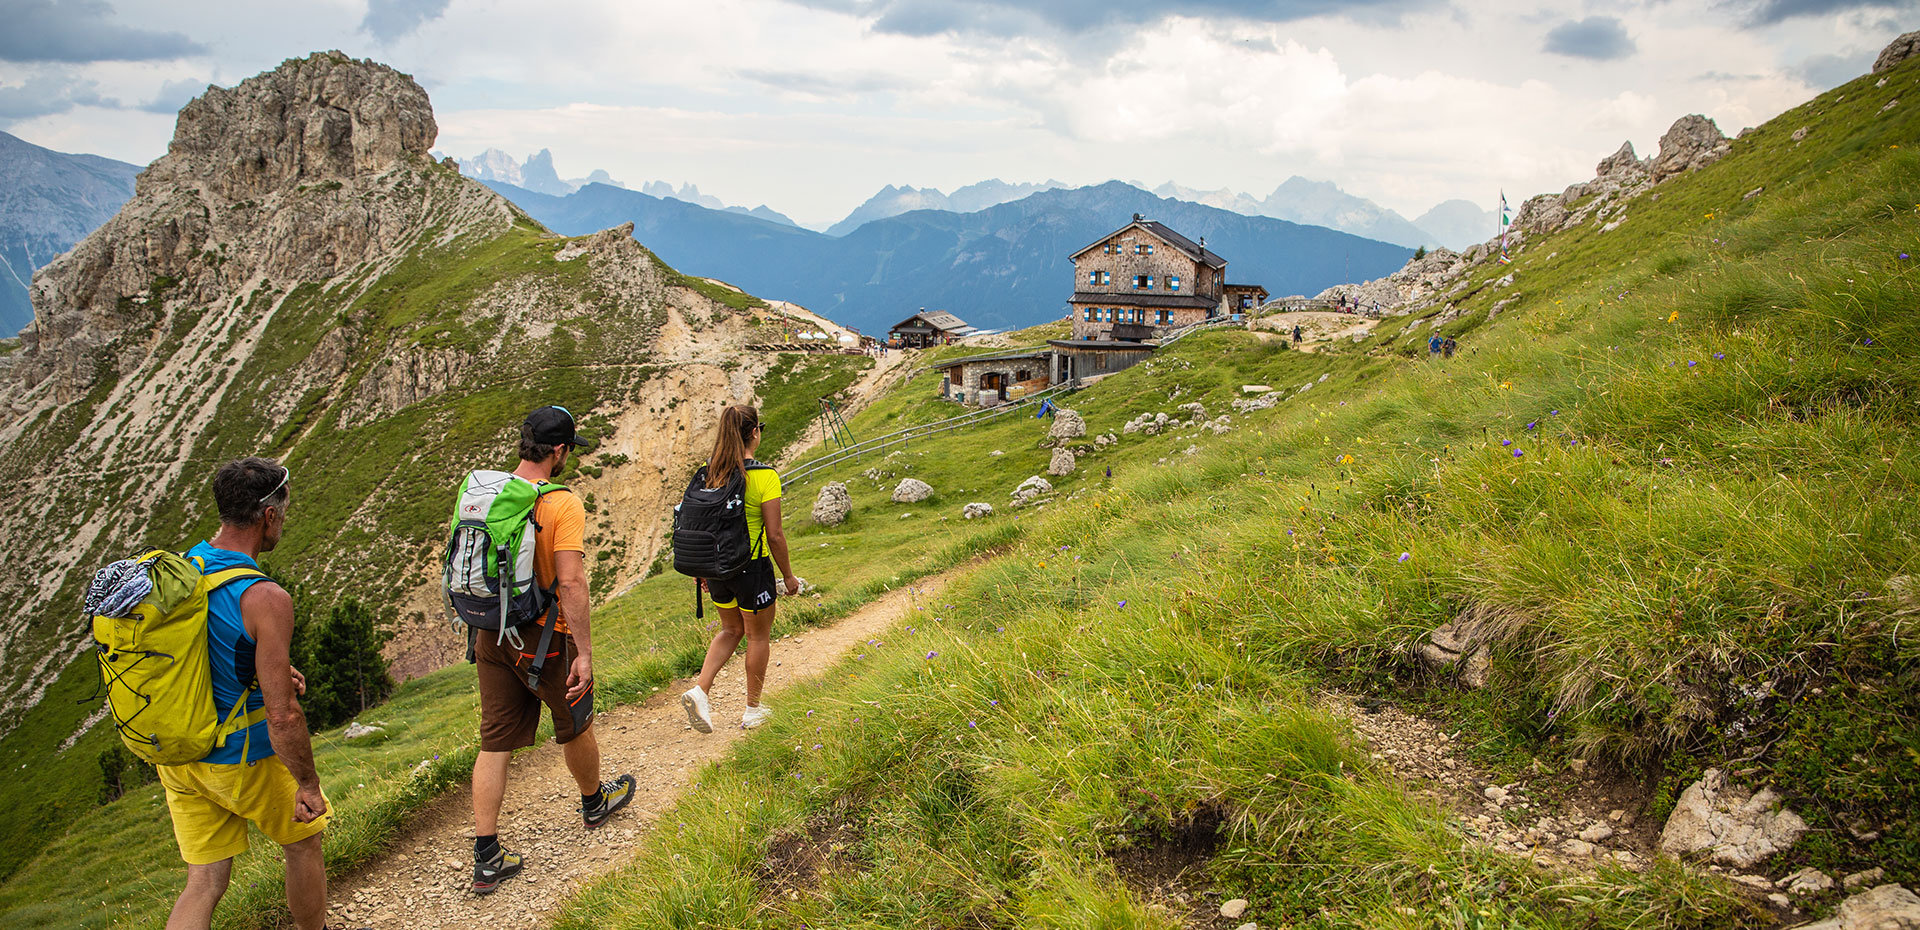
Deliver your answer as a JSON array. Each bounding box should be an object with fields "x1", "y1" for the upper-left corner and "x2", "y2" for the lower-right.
[{"x1": 946, "y1": 355, "x2": 1051, "y2": 405}]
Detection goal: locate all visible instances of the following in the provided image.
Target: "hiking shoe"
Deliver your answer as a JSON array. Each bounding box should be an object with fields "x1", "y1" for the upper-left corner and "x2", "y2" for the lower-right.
[
  {"x1": 681, "y1": 685, "x2": 713, "y2": 733},
  {"x1": 741, "y1": 703, "x2": 774, "y2": 729},
  {"x1": 472, "y1": 846, "x2": 523, "y2": 895},
  {"x1": 583, "y1": 774, "x2": 636, "y2": 829}
]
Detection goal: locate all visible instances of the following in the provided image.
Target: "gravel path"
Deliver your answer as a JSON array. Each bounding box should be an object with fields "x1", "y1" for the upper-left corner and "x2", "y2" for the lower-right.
[{"x1": 320, "y1": 573, "x2": 958, "y2": 929}]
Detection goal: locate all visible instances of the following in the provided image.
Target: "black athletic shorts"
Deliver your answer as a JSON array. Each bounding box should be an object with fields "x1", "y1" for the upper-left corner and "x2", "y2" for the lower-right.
[{"x1": 706, "y1": 556, "x2": 778, "y2": 612}]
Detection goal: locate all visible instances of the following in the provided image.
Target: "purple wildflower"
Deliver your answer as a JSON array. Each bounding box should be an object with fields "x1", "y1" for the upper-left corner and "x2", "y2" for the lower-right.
[
  {"x1": 1550, "y1": 409, "x2": 1559, "y2": 415},
  {"x1": 989, "y1": 700, "x2": 999, "y2": 706},
  {"x1": 1902, "y1": 253, "x2": 1911, "y2": 260},
  {"x1": 1501, "y1": 439, "x2": 1512, "y2": 446},
  {"x1": 995, "y1": 626, "x2": 1004, "y2": 632},
  {"x1": 1526, "y1": 421, "x2": 1537, "y2": 430},
  {"x1": 807, "y1": 709, "x2": 814, "y2": 716},
  {"x1": 968, "y1": 721, "x2": 977, "y2": 729},
  {"x1": 1118, "y1": 599, "x2": 1128, "y2": 608},
  {"x1": 813, "y1": 744, "x2": 822, "y2": 750},
  {"x1": 1713, "y1": 352, "x2": 1724, "y2": 359},
  {"x1": 1687, "y1": 360, "x2": 1697, "y2": 367},
  {"x1": 926, "y1": 651, "x2": 938, "y2": 660},
  {"x1": 1397, "y1": 552, "x2": 1411, "y2": 563},
  {"x1": 1865, "y1": 337, "x2": 1875, "y2": 345},
  {"x1": 1512, "y1": 449, "x2": 1525, "y2": 458}
]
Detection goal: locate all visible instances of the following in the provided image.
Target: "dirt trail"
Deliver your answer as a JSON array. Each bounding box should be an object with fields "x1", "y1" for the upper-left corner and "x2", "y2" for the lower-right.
[
  {"x1": 321, "y1": 571, "x2": 959, "y2": 929},
  {"x1": 1251, "y1": 310, "x2": 1378, "y2": 352}
]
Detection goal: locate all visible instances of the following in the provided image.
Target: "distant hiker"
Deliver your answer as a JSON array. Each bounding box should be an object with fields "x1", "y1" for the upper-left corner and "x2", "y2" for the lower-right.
[
  {"x1": 1292, "y1": 323, "x2": 1303, "y2": 344},
  {"x1": 451, "y1": 406, "x2": 635, "y2": 895},
  {"x1": 1443, "y1": 337, "x2": 1458, "y2": 359},
  {"x1": 133, "y1": 458, "x2": 339, "y2": 930},
  {"x1": 1428, "y1": 334, "x2": 1444, "y2": 357},
  {"x1": 678, "y1": 405, "x2": 801, "y2": 734}
]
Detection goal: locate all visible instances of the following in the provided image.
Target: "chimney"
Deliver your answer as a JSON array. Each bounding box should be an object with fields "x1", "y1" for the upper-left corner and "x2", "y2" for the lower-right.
[
  {"x1": 1132, "y1": 213, "x2": 1143, "y2": 222},
  {"x1": 1199, "y1": 236, "x2": 1205, "y2": 248}
]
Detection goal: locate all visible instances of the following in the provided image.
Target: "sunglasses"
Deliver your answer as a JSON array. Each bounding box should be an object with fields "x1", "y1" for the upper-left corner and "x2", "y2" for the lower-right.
[{"x1": 259, "y1": 465, "x2": 290, "y2": 504}]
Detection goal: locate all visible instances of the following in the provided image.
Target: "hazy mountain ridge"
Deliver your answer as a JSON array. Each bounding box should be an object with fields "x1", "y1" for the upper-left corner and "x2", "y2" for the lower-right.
[
  {"x1": 825, "y1": 178, "x2": 1069, "y2": 236},
  {"x1": 0, "y1": 131, "x2": 141, "y2": 336},
  {"x1": 456, "y1": 149, "x2": 798, "y2": 227},
  {"x1": 492, "y1": 178, "x2": 1413, "y2": 334},
  {"x1": 1152, "y1": 177, "x2": 1498, "y2": 250}
]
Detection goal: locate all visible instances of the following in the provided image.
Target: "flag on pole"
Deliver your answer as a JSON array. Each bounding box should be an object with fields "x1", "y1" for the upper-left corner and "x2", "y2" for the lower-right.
[{"x1": 1497, "y1": 191, "x2": 1514, "y2": 265}]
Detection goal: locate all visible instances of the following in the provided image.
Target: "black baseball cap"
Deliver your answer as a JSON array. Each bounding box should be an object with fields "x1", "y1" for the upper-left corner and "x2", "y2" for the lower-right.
[{"x1": 524, "y1": 405, "x2": 588, "y2": 447}]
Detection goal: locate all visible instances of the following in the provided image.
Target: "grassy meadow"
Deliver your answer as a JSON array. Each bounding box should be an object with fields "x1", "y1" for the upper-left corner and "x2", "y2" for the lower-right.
[{"x1": 544, "y1": 59, "x2": 1920, "y2": 929}]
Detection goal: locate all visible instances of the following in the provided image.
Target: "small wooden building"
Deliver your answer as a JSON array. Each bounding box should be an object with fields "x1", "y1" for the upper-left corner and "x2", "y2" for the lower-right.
[
  {"x1": 889, "y1": 310, "x2": 976, "y2": 348},
  {"x1": 1046, "y1": 339, "x2": 1154, "y2": 383}
]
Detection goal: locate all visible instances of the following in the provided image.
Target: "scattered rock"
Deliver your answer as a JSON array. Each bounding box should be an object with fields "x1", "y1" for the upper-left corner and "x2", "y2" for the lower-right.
[
  {"x1": 989, "y1": 449, "x2": 1004, "y2": 456},
  {"x1": 1873, "y1": 30, "x2": 1920, "y2": 73},
  {"x1": 1658, "y1": 768, "x2": 1808, "y2": 868},
  {"x1": 1048, "y1": 408, "x2": 1086, "y2": 440},
  {"x1": 343, "y1": 722, "x2": 383, "y2": 739},
  {"x1": 1781, "y1": 867, "x2": 1838, "y2": 896},
  {"x1": 1242, "y1": 384, "x2": 1272, "y2": 394},
  {"x1": 1794, "y1": 883, "x2": 1920, "y2": 930},
  {"x1": 891, "y1": 477, "x2": 933, "y2": 503},
  {"x1": 1792, "y1": 126, "x2": 1811, "y2": 142},
  {"x1": 1011, "y1": 475, "x2": 1053, "y2": 505},
  {"x1": 1578, "y1": 824, "x2": 1615, "y2": 844},
  {"x1": 1047, "y1": 446, "x2": 1076, "y2": 476},
  {"x1": 962, "y1": 502, "x2": 994, "y2": 519},
  {"x1": 1415, "y1": 608, "x2": 1505, "y2": 689},
  {"x1": 1484, "y1": 786, "x2": 1510, "y2": 803},
  {"x1": 1743, "y1": 186, "x2": 1765, "y2": 200},
  {"x1": 1845, "y1": 868, "x2": 1887, "y2": 890},
  {"x1": 1561, "y1": 838, "x2": 1596, "y2": 857},
  {"x1": 1221, "y1": 898, "x2": 1250, "y2": 919},
  {"x1": 898, "y1": 512, "x2": 915, "y2": 519},
  {"x1": 1176, "y1": 402, "x2": 1207, "y2": 422},
  {"x1": 811, "y1": 482, "x2": 852, "y2": 526}
]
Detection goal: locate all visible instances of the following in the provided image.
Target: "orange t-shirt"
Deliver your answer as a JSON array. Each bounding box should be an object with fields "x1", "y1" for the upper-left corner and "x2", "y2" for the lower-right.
[{"x1": 532, "y1": 484, "x2": 586, "y2": 634}]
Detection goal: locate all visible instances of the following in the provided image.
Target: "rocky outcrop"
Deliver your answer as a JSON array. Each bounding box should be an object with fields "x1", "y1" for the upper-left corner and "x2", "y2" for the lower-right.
[
  {"x1": 813, "y1": 482, "x2": 853, "y2": 525},
  {"x1": 1649, "y1": 115, "x2": 1732, "y2": 183},
  {"x1": 1874, "y1": 31, "x2": 1920, "y2": 73},
  {"x1": 1011, "y1": 475, "x2": 1052, "y2": 505},
  {"x1": 962, "y1": 502, "x2": 993, "y2": 519},
  {"x1": 1047, "y1": 408, "x2": 1085, "y2": 440},
  {"x1": 1658, "y1": 769, "x2": 1807, "y2": 868},
  {"x1": 1793, "y1": 884, "x2": 1920, "y2": 930},
  {"x1": 891, "y1": 477, "x2": 932, "y2": 503},
  {"x1": 1047, "y1": 447, "x2": 1075, "y2": 476}
]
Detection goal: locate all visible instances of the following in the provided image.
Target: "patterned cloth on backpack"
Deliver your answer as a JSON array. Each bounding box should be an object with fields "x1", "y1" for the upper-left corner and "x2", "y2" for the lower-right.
[{"x1": 86, "y1": 558, "x2": 152, "y2": 618}]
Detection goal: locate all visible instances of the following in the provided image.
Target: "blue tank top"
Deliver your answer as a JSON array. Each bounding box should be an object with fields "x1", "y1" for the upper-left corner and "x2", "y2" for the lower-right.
[{"x1": 186, "y1": 541, "x2": 275, "y2": 764}]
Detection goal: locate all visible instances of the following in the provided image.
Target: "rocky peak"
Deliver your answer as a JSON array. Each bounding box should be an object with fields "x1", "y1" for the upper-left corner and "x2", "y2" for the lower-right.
[
  {"x1": 1873, "y1": 30, "x2": 1920, "y2": 73},
  {"x1": 1650, "y1": 114, "x2": 1731, "y2": 183},
  {"x1": 1595, "y1": 141, "x2": 1646, "y2": 179},
  {"x1": 142, "y1": 51, "x2": 436, "y2": 201}
]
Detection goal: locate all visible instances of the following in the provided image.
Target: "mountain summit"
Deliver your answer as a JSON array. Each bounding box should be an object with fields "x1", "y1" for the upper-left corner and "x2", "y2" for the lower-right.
[{"x1": 0, "y1": 132, "x2": 140, "y2": 336}]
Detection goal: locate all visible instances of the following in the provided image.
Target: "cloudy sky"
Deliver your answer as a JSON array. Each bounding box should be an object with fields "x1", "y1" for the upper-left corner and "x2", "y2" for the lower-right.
[{"x1": 0, "y1": 0, "x2": 1911, "y2": 227}]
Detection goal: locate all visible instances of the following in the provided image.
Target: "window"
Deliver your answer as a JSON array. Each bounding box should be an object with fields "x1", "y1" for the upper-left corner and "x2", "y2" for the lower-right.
[
  {"x1": 1133, "y1": 274, "x2": 1151, "y2": 289},
  {"x1": 1100, "y1": 271, "x2": 1110, "y2": 285},
  {"x1": 1135, "y1": 243, "x2": 1155, "y2": 255},
  {"x1": 1169, "y1": 275, "x2": 1181, "y2": 291},
  {"x1": 1104, "y1": 243, "x2": 1119, "y2": 255},
  {"x1": 1088, "y1": 270, "x2": 1098, "y2": 285},
  {"x1": 1083, "y1": 308, "x2": 1096, "y2": 321}
]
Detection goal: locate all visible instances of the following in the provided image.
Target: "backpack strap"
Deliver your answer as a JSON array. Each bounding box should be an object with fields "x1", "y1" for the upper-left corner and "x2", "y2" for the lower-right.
[{"x1": 204, "y1": 565, "x2": 270, "y2": 759}]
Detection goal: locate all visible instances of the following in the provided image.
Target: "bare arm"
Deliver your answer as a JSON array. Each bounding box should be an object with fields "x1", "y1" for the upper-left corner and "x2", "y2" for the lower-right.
[
  {"x1": 763, "y1": 498, "x2": 799, "y2": 595},
  {"x1": 243, "y1": 582, "x2": 326, "y2": 823},
  {"x1": 556, "y1": 550, "x2": 593, "y2": 700}
]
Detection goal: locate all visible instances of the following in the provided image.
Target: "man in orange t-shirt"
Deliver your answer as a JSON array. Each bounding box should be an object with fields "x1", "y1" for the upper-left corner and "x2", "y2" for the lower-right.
[{"x1": 468, "y1": 406, "x2": 635, "y2": 895}]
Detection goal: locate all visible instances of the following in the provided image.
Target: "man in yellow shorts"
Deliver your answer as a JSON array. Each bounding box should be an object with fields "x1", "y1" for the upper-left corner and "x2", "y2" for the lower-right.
[{"x1": 159, "y1": 458, "x2": 343, "y2": 930}]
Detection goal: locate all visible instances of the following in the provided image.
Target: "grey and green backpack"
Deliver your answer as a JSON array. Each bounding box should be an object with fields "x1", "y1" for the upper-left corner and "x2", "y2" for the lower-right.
[{"x1": 442, "y1": 470, "x2": 567, "y2": 684}]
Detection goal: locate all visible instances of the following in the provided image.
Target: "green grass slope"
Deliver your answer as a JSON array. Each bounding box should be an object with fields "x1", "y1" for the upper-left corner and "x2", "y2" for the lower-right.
[{"x1": 537, "y1": 61, "x2": 1920, "y2": 929}]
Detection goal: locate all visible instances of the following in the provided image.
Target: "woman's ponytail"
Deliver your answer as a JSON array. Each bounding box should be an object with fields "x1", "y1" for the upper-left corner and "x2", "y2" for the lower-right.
[{"x1": 706, "y1": 405, "x2": 760, "y2": 488}]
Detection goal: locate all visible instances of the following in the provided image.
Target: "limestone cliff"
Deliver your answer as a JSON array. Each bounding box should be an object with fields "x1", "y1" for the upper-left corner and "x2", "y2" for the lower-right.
[{"x1": 0, "y1": 52, "x2": 780, "y2": 736}]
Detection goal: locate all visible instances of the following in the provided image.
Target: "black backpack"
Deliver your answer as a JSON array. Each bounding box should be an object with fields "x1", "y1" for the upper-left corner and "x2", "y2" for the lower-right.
[{"x1": 672, "y1": 461, "x2": 774, "y2": 579}]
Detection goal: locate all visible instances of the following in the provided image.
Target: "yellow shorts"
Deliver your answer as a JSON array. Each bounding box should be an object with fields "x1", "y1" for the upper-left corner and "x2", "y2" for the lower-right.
[{"x1": 156, "y1": 756, "x2": 329, "y2": 865}]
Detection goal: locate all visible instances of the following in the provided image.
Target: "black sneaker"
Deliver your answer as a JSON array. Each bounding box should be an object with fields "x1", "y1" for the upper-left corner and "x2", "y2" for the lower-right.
[
  {"x1": 472, "y1": 846, "x2": 523, "y2": 894},
  {"x1": 583, "y1": 774, "x2": 636, "y2": 829}
]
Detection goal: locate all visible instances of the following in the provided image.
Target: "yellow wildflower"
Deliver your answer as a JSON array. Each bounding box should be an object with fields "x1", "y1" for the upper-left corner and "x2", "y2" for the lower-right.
[{"x1": 1667, "y1": 310, "x2": 1679, "y2": 323}]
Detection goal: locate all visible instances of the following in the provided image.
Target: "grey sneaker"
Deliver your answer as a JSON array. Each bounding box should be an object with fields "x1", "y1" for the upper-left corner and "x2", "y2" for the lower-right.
[
  {"x1": 472, "y1": 847, "x2": 523, "y2": 895},
  {"x1": 681, "y1": 685, "x2": 713, "y2": 733},
  {"x1": 583, "y1": 774, "x2": 636, "y2": 829}
]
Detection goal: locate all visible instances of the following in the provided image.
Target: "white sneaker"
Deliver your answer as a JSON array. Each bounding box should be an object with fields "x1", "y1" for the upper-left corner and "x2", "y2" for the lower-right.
[
  {"x1": 681, "y1": 686, "x2": 713, "y2": 733},
  {"x1": 741, "y1": 704, "x2": 773, "y2": 729}
]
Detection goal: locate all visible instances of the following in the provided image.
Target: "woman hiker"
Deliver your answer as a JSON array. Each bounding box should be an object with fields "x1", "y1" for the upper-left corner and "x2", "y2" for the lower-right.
[{"x1": 681, "y1": 405, "x2": 801, "y2": 732}]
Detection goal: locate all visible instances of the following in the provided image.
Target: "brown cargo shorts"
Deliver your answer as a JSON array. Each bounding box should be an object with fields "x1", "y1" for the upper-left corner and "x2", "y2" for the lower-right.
[{"x1": 474, "y1": 624, "x2": 594, "y2": 752}]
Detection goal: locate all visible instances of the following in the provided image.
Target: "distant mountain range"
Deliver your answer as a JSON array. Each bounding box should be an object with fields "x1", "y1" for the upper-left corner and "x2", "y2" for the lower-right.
[
  {"x1": 487, "y1": 178, "x2": 1413, "y2": 334},
  {"x1": 1145, "y1": 178, "x2": 1497, "y2": 250},
  {"x1": 0, "y1": 131, "x2": 141, "y2": 335},
  {"x1": 453, "y1": 149, "x2": 798, "y2": 227},
  {"x1": 827, "y1": 180, "x2": 1069, "y2": 236}
]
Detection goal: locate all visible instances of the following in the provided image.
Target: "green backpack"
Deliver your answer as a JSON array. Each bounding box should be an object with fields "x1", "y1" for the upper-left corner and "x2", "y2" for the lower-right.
[
  {"x1": 88, "y1": 550, "x2": 267, "y2": 766},
  {"x1": 442, "y1": 470, "x2": 568, "y2": 686}
]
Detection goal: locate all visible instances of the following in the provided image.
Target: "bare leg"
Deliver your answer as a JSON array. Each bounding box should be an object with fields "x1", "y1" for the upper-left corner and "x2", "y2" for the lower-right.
[
  {"x1": 742, "y1": 604, "x2": 776, "y2": 706},
  {"x1": 696, "y1": 606, "x2": 746, "y2": 692},
  {"x1": 472, "y1": 749, "x2": 512, "y2": 837},
  {"x1": 282, "y1": 832, "x2": 327, "y2": 930},
  {"x1": 561, "y1": 724, "x2": 601, "y2": 795},
  {"x1": 167, "y1": 858, "x2": 233, "y2": 930}
]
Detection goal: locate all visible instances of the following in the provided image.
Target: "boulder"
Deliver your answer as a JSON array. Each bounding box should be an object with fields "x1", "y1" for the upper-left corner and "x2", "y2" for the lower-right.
[
  {"x1": 1650, "y1": 114, "x2": 1731, "y2": 184},
  {"x1": 1011, "y1": 475, "x2": 1053, "y2": 505},
  {"x1": 1873, "y1": 30, "x2": 1920, "y2": 73},
  {"x1": 962, "y1": 502, "x2": 993, "y2": 519},
  {"x1": 343, "y1": 722, "x2": 384, "y2": 739},
  {"x1": 1658, "y1": 768, "x2": 1807, "y2": 868},
  {"x1": 891, "y1": 477, "x2": 933, "y2": 503},
  {"x1": 1415, "y1": 610, "x2": 1501, "y2": 689},
  {"x1": 812, "y1": 482, "x2": 852, "y2": 526},
  {"x1": 1048, "y1": 408, "x2": 1086, "y2": 439},
  {"x1": 1047, "y1": 447, "x2": 1076, "y2": 476},
  {"x1": 1793, "y1": 883, "x2": 1920, "y2": 930},
  {"x1": 1176, "y1": 402, "x2": 1207, "y2": 422}
]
